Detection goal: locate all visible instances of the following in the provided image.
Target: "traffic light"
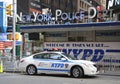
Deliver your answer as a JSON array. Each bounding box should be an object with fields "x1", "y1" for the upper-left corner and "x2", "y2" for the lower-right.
[
  {"x1": 7, "y1": 33, "x2": 13, "y2": 40},
  {"x1": 7, "y1": 33, "x2": 20, "y2": 40},
  {"x1": 15, "y1": 33, "x2": 19, "y2": 40},
  {"x1": 6, "y1": 4, "x2": 11, "y2": 15}
]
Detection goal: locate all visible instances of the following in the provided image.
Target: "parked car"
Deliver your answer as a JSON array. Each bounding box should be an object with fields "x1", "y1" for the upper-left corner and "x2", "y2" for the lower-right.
[{"x1": 19, "y1": 50, "x2": 99, "y2": 78}]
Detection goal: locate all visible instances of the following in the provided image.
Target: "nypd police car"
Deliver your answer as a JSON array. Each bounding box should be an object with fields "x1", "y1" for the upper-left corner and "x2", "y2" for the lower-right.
[{"x1": 19, "y1": 50, "x2": 99, "y2": 78}]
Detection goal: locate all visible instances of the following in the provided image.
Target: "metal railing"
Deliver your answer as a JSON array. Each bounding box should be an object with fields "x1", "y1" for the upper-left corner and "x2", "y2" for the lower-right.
[
  {"x1": 93, "y1": 56, "x2": 120, "y2": 72},
  {"x1": 1, "y1": 55, "x2": 120, "y2": 73}
]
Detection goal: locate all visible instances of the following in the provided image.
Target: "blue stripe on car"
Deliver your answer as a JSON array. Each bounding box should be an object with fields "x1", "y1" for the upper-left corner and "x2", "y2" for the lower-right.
[{"x1": 37, "y1": 68, "x2": 70, "y2": 72}]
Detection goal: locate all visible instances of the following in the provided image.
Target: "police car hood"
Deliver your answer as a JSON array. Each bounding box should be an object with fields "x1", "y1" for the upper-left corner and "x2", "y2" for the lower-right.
[{"x1": 70, "y1": 59, "x2": 95, "y2": 64}]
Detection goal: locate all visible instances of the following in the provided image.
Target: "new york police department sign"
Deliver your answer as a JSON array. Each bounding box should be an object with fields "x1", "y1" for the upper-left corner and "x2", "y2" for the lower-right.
[{"x1": 17, "y1": 7, "x2": 114, "y2": 23}]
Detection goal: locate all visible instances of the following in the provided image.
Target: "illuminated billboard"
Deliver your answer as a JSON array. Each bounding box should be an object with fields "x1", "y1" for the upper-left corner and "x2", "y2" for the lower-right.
[
  {"x1": 29, "y1": 0, "x2": 42, "y2": 14},
  {"x1": 17, "y1": 0, "x2": 42, "y2": 15},
  {"x1": 0, "y1": 33, "x2": 7, "y2": 41},
  {"x1": 107, "y1": 0, "x2": 120, "y2": 9},
  {"x1": 0, "y1": 2, "x2": 7, "y2": 33}
]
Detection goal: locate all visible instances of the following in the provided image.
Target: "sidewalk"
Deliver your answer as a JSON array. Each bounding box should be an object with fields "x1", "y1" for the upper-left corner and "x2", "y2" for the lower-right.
[{"x1": 99, "y1": 70, "x2": 120, "y2": 76}]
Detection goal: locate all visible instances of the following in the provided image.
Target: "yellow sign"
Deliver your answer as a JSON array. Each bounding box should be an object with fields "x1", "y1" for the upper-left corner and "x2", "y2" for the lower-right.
[{"x1": 0, "y1": 60, "x2": 3, "y2": 73}]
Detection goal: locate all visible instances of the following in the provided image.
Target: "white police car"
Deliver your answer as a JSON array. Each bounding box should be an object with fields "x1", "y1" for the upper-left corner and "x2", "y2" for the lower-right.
[{"x1": 19, "y1": 51, "x2": 99, "y2": 78}]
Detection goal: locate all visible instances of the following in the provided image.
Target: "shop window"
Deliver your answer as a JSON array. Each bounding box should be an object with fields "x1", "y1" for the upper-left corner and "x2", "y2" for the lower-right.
[{"x1": 29, "y1": 33, "x2": 39, "y2": 40}]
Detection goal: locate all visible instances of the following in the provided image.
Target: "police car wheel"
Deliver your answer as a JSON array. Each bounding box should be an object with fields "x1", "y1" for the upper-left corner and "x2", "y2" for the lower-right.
[
  {"x1": 71, "y1": 66, "x2": 83, "y2": 78},
  {"x1": 26, "y1": 65, "x2": 37, "y2": 75}
]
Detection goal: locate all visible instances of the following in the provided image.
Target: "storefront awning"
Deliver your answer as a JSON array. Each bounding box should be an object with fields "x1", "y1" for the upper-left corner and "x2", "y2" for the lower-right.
[{"x1": 8, "y1": 21, "x2": 120, "y2": 33}]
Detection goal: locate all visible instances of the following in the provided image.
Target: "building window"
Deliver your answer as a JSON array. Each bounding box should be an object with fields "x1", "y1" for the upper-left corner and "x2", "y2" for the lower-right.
[
  {"x1": 68, "y1": 37, "x2": 76, "y2": 42},
  {"x1": 77, "y1": 36, "x2": 85, "y2": 41}
]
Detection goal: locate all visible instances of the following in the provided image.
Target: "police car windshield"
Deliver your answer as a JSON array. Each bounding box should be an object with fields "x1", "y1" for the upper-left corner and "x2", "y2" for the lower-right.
[{"x1": 62, "y1": 53, "x2": 77, "y2": 60}]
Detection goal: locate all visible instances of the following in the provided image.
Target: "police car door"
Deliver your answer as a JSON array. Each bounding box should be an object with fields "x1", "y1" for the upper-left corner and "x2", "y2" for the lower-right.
[
  {"x1": 33, "y1": 53, "x2": 51, "y2": 73},
  {"x1": 49, "y1": 53, "x2": 69, "y2": 74}
]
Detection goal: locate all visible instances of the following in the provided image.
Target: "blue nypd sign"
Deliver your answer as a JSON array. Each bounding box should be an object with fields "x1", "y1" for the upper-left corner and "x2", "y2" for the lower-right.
[{"x1": 44, "y1": 42, "x2": 120, "y2": 63}]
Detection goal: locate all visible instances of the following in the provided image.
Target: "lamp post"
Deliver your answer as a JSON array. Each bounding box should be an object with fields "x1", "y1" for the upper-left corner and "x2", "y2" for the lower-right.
[{"x1": 12, "y1": 0, "x2": 16, "y2": 62}]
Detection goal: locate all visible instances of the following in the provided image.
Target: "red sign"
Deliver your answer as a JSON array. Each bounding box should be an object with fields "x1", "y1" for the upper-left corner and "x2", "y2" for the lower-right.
[
  {"x1": 0, "y1": 42, "x2": 4, "y2": 50},
  {"x1": 0, "y1": 41, "x2": 13, "y2": 50},
  {"x1": 4, "y1": 42, "x2": 12, "y2": 47}
]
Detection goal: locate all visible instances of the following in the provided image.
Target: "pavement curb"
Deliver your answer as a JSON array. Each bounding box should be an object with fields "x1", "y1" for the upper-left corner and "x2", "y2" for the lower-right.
[
  {"x1": 4, "y1": 70, "x2": 120, "y2": 76},
  {"x1": 99, "y1": 71, "x2": 120, "y2": 76}
]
